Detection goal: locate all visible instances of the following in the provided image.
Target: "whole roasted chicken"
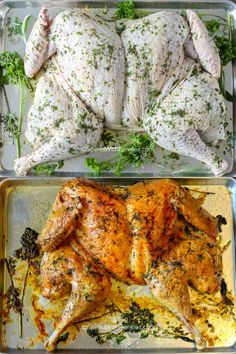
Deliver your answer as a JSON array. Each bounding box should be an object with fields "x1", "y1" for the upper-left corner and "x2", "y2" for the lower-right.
[
  {"x1": 14, "y1": 7, "x2": 228, "y2": 176},
  {"x1": 38, "y1": 178, "x2": 222, "y2": 351}
]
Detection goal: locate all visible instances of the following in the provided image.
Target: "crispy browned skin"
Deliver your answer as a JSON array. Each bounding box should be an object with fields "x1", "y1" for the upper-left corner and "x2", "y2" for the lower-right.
[
  {"x1": 41, "y1": 243, "x2": 111, "y2": 351},
  {"x1": 38, "y1": 179, "x2": 221, "y2": 351}
]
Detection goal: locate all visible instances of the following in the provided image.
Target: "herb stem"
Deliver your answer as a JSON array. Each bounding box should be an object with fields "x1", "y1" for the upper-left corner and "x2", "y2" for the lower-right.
[
  {"x1": 20, "y1": 259, "x2": 30, "y2": 338},
  {"x1": 3, "y1": 86, "x2": 10, "y2": 113},
  {"x1": 4, "y1": 258, "x2": 14, "y2": 286},
  {"x1": 16, "y1": 80, "x2": 24, "y2": 158},
  {"x1": 200, "y1": 13, "x2": 227, "y2": 22}
]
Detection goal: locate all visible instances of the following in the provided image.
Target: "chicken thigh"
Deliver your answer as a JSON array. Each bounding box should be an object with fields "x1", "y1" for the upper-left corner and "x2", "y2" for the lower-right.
[
  {"x1": 38, "y1": 178, "x2": 222, "y2": 351},
  {"x1": 41, "y1": 243, "x2": 111, "y2": 351}
]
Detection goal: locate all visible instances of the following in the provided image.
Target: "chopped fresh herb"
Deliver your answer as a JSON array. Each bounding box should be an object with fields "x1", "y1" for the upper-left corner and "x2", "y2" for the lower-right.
[
  {"x1": 166, "y1": 152, "x2": 180, "y2": 160},
  {"x1": 101, "y1": 130, "x2": 117, "y2": 147},
  {"x1": 85, "y1": 133, "x2": 156, "y2": 176},
  {"x1": 33, "y1": 160, "x2": 64, "y2": 176},
  {"x1": 114, "y1": 0, "x2": 138, "y2": 19},
  {"x1": 6, "y1": 14, "x2": 31, "y2": 45},
  {"x1": 0, "y1": 51, "x2": 32, "y2": 157}
]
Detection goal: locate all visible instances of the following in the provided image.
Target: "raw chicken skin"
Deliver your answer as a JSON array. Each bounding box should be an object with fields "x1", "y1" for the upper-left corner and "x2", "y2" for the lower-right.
[
  {"x1": 14, "y1": 8, "x2": 228, "y2": 176},
  {"x1": 121, "y1": 11, "x2": 189, "y2": 126},
  {"x1": 38, "y1": 178, "x2": 222, "y2": 351}
]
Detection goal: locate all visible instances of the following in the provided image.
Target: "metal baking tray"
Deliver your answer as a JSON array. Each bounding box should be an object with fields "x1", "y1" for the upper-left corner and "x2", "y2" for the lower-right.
[
  {"x1": 0, "y1": 0, "x2": 236, "y2": 177},
  {"x1": 0, "y1": 177, "x2": 235, "y2": 353}
]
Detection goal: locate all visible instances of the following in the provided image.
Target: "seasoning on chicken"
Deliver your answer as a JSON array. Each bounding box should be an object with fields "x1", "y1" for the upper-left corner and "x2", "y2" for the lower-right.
[
  {"x1": 14, "y1": 8, "x2": 228, "y2": 176},
  {"x1": 38, "y1": 178, "x2": 222, "y2": 351}
]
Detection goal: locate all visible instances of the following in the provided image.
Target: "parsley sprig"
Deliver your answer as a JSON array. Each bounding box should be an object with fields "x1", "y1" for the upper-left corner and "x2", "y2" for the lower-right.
[
  {"x1": 33, "y1": 160, "x2": 64, "y2": 175},
  {"x1": 114, "y1": 0, "x2": 138, "y2": 19},
  {"x1": 85, "y1": 133, "x2": 156, "y2": 176},
  {"x1": 0, "y1": 51, "x2": 32, "y2": 157}
]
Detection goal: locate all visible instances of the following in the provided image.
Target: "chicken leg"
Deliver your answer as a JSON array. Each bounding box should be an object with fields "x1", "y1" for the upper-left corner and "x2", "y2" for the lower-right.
[
  {"x1": 145, "y1": 234, "x2": 222, "y2": 348},
  {"x1": 143, "y1": 71, "x2": 228, "y2": 176},
  {"x1": 41, "y1": 244, "x2": 111, "y2": 351}
]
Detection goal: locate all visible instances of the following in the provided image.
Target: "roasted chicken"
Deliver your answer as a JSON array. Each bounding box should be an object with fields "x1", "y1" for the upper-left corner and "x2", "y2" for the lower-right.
[
  {"x1": 38, "y1": 178, "x2": 222, "y2": 351},
  {"x1": 14, "y1": 8, "x2": 228, "y2": 176}
]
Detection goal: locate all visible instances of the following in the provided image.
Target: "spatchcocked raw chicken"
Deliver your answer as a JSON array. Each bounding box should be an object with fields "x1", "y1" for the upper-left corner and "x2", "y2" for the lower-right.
[
  {"x1": 14, "y1": 7, "x2": 228, "y2": 176},
  {"x1": 38, "y1": 178, "x2": 222, "y2": 351}
]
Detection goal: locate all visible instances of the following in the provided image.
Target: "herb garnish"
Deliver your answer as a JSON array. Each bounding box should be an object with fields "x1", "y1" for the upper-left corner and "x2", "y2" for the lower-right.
[
  {"x1": 0, "y1": 113, "x2": 19, "y2": 142},
  {"x1": 33, "y1": 160, "x2": 64, "y2": 175},
  {"x1": 87, "y1": 301, "x2": 193, "y2": 345},
  {"x1": 87, "y1": 302, "x2": 156, "y2": 344},
  {"x1": 85, "y1": 133, "x2": 156, "y2": 176},
  {"x1": 202, "y1": 15, "x2": 236, "y2": 66},
  {"x1": 6, "y1": 15, "x2": 31, "y2": 45},
  {"x1": 201, "y1": 14, "x2": 236, "y2": 101},
  {"x1": 0, "y1": 51, "x2": 32, "y2": 157},
  {"x1": 4, "y1": 228, "x2": 39, "y2": 338},
  {"x1": 4, "y1": 258, "x2": 22, "y2": 316},
  {"x1": 114, "y1": 0, "x2": 138, "y2": 19}
]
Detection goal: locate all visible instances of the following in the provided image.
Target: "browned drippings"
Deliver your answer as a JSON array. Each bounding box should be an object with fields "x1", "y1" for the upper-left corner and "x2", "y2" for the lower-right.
[{"x1": 31, "y1": 295, "x2": 48, "y2": 338}]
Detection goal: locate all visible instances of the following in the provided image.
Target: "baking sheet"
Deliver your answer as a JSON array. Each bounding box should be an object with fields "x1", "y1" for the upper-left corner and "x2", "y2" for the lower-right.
[
  {"x1": 0, "y1": 0, "x2": 235, "y2": 177},
  {"x1": 0, "y1": 177, "x2": 235, "y2": 353}
]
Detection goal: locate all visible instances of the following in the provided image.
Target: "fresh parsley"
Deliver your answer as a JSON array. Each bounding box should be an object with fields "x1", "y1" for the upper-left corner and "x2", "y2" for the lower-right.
[
  {"x1": 0, "y1": 51, "x2": 32, "y2": 157},
  {"x1": 114, "y1": 0, "x2": 138, "y2": 19},
  {"x1": 33, "y1": 160, "x2": 64, "y2": 175},
  {"x1": 203, "y1": 15, "x2": 236, "y2": 66},
  {"x1": 85, "y1": 133, "x2": 156, "y2": 176}
]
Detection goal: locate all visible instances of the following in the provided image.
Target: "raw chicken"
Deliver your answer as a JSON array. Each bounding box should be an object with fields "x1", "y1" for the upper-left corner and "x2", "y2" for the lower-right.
[
  {"x1": 14, "y1": 8, "x2": 125, "y2": 175},
  {"x1": 38, "y1": 178, "x2": 222, "y2": 351},
  {"x1": 14, "y1": 8, "x2": 228, "y2": 176}
]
